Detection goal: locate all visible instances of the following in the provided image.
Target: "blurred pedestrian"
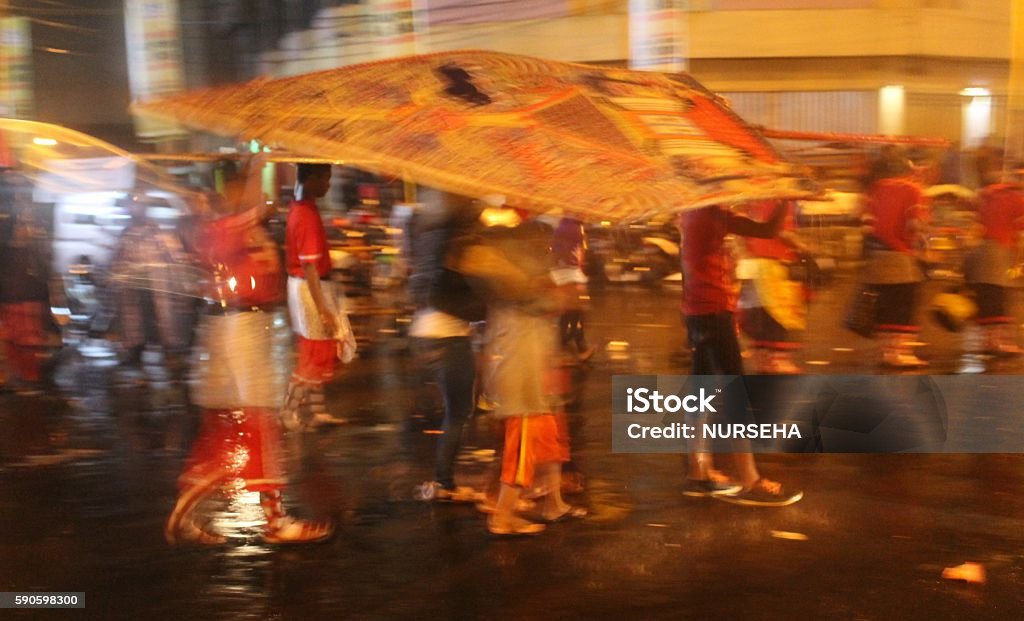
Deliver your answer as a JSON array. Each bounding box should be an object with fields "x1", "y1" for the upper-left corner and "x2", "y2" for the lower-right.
[
  {"x1": 454, "y1": 208, "x2": 586, "y2": 535},
  {"x1": 0, "y1": 168, "x2": 55, "y2": 392},
  {"x1": 110, "y1": 192, "x2": 193, "y2": 382},
  {"x1": 166, "y1": 157, "x2": 334, "y2": 545},
  {"x1": 407, "y1": 191, "x2": 488, "y2": 502},
  {"x1": 551, "y1": 217, "x2": 596, "y2": 362},
  {"x1": 963, "y1": 152, "x2": 1024, "y2": 357},
  {"x1": 279, "y1": 163, "x2": 355, "y2": 431},
  {"x1": 679, "y1": 203, "x2": 803, "y2": 506},
  {"x1": 937, "y1": 141, "x2": 964, "y2": 186},
  {"x1": 736, "y1": 200, "x2": 806, "y2": 374},
  {"x1": 860, "y1": 151, "x2": 930, "y2": 367}
]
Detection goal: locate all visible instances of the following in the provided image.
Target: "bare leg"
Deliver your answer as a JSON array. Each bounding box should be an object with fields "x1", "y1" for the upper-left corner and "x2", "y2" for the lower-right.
[
  {"x1": 488, "y1": 483, "x2": 544, "y2": 535},
  {"x1": 280, "y1": 377, "x2": 312, "y2": 430},
  {"x1": 730, "y1": 451, "x2": 761, "y2": 489},
  {"x1": 687, "y1": 452, "x2": 712, "y2": 480},
  {"x1": 536, "y1": 462, "x2": 571, "y2": 520}
]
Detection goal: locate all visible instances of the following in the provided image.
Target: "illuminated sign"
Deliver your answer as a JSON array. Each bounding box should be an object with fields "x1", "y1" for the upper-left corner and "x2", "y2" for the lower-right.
[
  {"x1": 366, "y1": 0, "x2": 418, "y2": 58},
  {"x1": 125, "y1": 0, "x2": 186, "y2": 139},
  {"x1": 629, "y1": 0, "x2": 688, "y2": 73},
  {"x1": 0, "y1": 17, "x2": 34, "y2": 119}
]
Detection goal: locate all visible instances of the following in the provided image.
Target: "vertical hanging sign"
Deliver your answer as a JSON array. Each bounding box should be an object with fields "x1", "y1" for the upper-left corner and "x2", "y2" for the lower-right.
[
  {"x1": 1006, "y1": 0, "x2": 1024, "y2": 161},
  {"x1": 629, "y1": 0, "x2": 688, "y2": 73},
  {"x1": 365, "y1": 0, "x2": 418, "y2": 59},
  {"x1": 0, "y1": 17, "x2": 33, "y2": 119},
  {"x1": 125, "y1": 0, "x2": 186, "y2": 139}
]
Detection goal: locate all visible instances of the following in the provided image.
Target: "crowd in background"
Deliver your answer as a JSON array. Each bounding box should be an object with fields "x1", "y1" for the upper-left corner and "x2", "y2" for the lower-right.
[{"x1": 2, "y1": 138, "x2": 1023, "y2": 540}]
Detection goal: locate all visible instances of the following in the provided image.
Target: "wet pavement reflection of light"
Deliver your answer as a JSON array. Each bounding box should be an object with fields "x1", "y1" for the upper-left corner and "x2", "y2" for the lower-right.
[{"x1": 1, "y1": 283, "x2": 1024, "y2": 618}]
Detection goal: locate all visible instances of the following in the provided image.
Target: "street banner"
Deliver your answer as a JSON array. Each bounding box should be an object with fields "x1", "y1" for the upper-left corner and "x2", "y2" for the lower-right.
[
  {"x1": 124, "y1": 0, "x2": 186, "y2": 140},
  {"x1": 365, "y1": 0, "x2": 418, "y2": 58},
  {"x1": 613, "y1": 375, "x2": 1024, "y2": 453},
  {"x1": 0, "y1": 17, "x2": 33, "y2": 119},
  {"x1": 629, "y1": 0, "x2": 688, "y2": 73}
]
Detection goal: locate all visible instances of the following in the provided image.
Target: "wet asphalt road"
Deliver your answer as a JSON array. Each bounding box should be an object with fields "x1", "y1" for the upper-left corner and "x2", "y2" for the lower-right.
[{"x1": 1, "y1": 276, "x2": 1023, "y2": 620}]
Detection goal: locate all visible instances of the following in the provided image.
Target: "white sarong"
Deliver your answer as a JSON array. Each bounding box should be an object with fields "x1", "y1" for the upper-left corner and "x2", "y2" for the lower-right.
[
  {"x1": 287, "y1": 276, "x2": 357, "y2": 363},
  {"x1": 191, "y1": 310, "x2": 288, "y2": 409}
]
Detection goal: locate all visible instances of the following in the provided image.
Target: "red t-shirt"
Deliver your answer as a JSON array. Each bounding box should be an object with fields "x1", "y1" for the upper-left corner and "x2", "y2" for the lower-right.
[
  {"x1": 195, "y1": 209, "x2": 282, "y2": 307},
  {"x1": 681, "y1": 206, "x2": 736, "y2": 316},
  {"x1": 866, "y1": 177, "x2": 927, "y2": 254},
  {"x1": 286, "y1": 199, "x2": 332, "y2": 278},
  {"x1": 742, "y1": 200, "x2": 796, "y2": 262},
  {"x1": 978, "y1": 183, "x2": 1024, "y2": 248}
]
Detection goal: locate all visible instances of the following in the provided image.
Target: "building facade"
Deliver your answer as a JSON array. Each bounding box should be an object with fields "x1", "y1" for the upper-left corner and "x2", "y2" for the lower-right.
[{"x1": 243, "y1": 0, "x2": 1016, "y2": 148}]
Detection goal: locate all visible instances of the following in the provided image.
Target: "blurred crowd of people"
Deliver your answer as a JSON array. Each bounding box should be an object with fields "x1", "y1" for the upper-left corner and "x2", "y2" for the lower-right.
[
  {"x1": 3, "y1": 138, "x2": 1024, "y2": 542},
  {"x1": 730, "y1": 142, "x2": 1024, "y2": 374}
]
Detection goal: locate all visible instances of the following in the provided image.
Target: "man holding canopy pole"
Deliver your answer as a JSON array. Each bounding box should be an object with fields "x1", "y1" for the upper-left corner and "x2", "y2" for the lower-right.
[{"x1": 680, "y1": 201, "x2": 803, "y2": 507}]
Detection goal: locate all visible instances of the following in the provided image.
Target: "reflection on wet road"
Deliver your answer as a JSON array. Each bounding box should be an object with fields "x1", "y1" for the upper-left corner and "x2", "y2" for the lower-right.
[{"x1": 1, "y1": 283, "x2": 1023, "y2": 619}]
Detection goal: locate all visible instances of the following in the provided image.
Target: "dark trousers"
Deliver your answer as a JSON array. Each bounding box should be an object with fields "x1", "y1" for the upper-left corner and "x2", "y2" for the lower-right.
[
  {"x1": 560, "y1": 309, "x2": 587, "y2": 351},
  {"x1": 685, "y1": 312, "x2": 744, "y2": 375},
  {"x1": 872, "y1": 282, "x2": 919, "y2": 331},
  {"x1": 415, "y1": 336, "x2": 476, "y2": 489},
  {"x1": 969, "y1": 283, "x2": 1010, "y2": 322},
  {"x1": 739, "y1": 306, "x2": 796, "y2": 348}
]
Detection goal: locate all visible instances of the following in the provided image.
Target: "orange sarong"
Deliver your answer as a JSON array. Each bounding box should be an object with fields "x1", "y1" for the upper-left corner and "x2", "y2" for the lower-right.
[{"x1": 500, "y1": 413, "x2": 570, "y2": 488}]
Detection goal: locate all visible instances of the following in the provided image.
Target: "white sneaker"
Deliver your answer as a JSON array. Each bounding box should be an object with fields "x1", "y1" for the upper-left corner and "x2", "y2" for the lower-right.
[{"x1": 958, "y1": 354, "x2": 987, "y2": 374}]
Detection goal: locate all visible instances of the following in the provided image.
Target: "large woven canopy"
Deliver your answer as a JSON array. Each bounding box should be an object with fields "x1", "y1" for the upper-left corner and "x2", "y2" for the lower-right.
[{"x1": 135, "y1": 50, "x2": 814, "y2": 221}]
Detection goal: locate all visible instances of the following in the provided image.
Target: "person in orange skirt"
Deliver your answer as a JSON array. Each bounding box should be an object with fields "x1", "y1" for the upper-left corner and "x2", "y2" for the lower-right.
[
  {"x1": 166, "y1": 159, "x2": 333, "y2": 545},
  {"x1": 455, "y1": 210, "x2": 585, "y2": 535}
]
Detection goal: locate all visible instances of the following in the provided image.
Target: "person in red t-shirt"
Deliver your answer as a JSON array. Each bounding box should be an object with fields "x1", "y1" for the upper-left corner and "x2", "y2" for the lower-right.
[
  {"x1": 964, "y1": 153, "x2": 1024, "y2": 357},
  {"x1": 167, "y1": 157, "x2": 334, "y2": 545},
  {"x1": 280, "y1": 163, "x2": 354, "y2": 431},
  {"x1": 861, "y1": 154, "x2": 930, "y2": 367},
  {"x1": 679, "y1": 203, "x2": 803, "y2": 507}
]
